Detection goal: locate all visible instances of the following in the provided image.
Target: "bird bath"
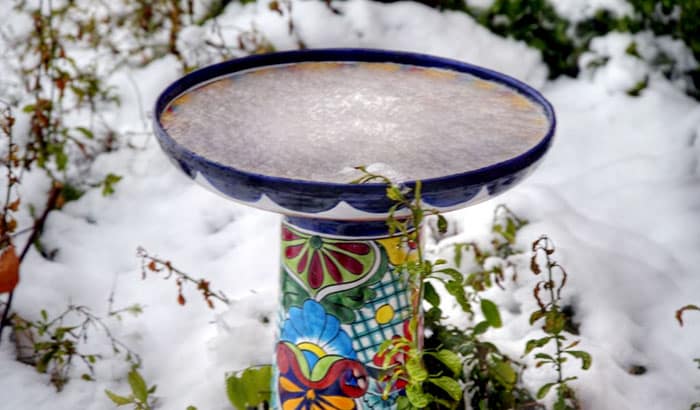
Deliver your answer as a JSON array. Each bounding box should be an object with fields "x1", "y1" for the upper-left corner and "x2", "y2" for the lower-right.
[{"x1": 153, "y1": 49, "x2": 555, "y2": 409}]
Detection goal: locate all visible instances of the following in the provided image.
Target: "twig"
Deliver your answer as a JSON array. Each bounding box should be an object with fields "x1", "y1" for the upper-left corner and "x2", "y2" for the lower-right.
[
  {"x1": 137, "y1": 247, "x2": 230, "y2": 308},
  {"x1": 19, "y1": 182, "x2": 62, "y2": 262}
]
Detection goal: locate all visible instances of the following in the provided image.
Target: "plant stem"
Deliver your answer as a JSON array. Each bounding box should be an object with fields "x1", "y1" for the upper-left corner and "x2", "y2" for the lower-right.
[
  {"x1": 19, "y1": 183, "x2": 61, "y2": 262},
  {"x1": 0, "y1": 184, "x2": 61, "y2": 345},
  {"x1": 546, "y1": 255, "x2": 564, "y2": 385}
]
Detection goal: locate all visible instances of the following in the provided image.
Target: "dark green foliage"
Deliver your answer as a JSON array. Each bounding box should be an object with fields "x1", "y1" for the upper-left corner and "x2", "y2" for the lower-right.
[
  {"x1": 423, "y1": 205, "x2": 541, "y2": 410},
  {"x1": 377, "y1": 0, "x2": 700, "y2": 99},
  {"x1": 473, "y1": 0, "x2": 579, "y2": 79}
]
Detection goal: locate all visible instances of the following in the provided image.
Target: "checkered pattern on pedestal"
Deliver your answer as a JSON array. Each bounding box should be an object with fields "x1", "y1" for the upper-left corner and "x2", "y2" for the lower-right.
[{"x1": 350, "y1": 269, "x2": 412, "y2": 364}]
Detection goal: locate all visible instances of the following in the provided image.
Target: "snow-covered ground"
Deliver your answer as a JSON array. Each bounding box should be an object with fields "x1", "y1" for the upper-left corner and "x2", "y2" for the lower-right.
[{"x1": 0, "y1": 1, "x2": 699, "y2": 409}]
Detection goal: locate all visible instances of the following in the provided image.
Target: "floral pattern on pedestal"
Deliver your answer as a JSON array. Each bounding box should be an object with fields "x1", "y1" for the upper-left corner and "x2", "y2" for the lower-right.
[
  {"x1": 282, "y1": 225, "x2": 383, "y2": 300},
  {"x1": 277, "y1": 300, "x2": 368, "y2": 410}
]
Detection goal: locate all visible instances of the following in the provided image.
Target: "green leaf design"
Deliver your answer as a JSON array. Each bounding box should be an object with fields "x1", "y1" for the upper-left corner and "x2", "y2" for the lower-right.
[{"x1": 480, "y1": 299, "x2": 502, "y2": 328}]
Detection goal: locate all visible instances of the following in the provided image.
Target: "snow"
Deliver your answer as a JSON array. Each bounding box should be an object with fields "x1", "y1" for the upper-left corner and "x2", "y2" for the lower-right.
[
  {"x1": 1, "y1": 0, "x2": 699, "y2": 409},
  {"x1": 550, "y1": 0, "x2": 633, "y2": 22}
]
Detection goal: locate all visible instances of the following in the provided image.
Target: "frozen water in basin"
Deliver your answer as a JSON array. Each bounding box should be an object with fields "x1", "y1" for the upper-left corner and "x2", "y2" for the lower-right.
[{"x1": 160, "y1": 62, "x2": 550, "y2": 183}]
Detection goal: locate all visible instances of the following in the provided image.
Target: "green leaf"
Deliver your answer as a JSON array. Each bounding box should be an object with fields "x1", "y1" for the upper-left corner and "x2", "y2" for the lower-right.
[
  {"x1": 406, "y1": 383, "x2": 431, "y2": 408},
  {"x1": 524, "y1": 336, "x2": 552, "y2": 355},
  {"x1": 565, "y1": 350, "x2": 592, "y2": 370},
  {"x1": 431, "y1": 349, "x2": 462, "y2": 376},
  {"x1": 543, "y1": 310, "x2": 566, "y2": 334},
  {"x1": 127, "y1": 369, "x2": 149, "y2": 403},
  {"x1": 536, "y1": 382, "x2": 557, "y2": 400},
  {"x1": 473, "y1": 321, "x2": 490, "y2": 335},
  {"x1": 226, "y1": 365, "x2": 272, "y2": 410},
  {"x1": 61, "y1": 183, "x2": 85, "y2": 202},
  {"x1": 396, "y1": 396, "x2": 413, "y2": 410},
  {"x1": 387, "y1": 186, "x2": 403, "y2": 201},
  {"x1": 534, "y1": 352, "x2": 554, "y2": 362},
  {"x1": 102, "y1": 173, "x2": 123, "y2": 196},
  {"x1": 489, "y1": 358, "x2": 517, "y2": 389},
  {"x1": 445, "y1": 280, "x2": 471, "y2": 313},
  {"x1": 554, "y1": 389, "x2": 568, "y2": 410},
  {"x1": 428, "y1": 376, "x2": 463, "y2": 401},
  {"x1": 48, "y1": 142, "x2": 68, "y2": 171},
  {"x1": 105, "y1": 389, "x2": 133, "y2": 406},
  {"x1": 186, "y1": 406, "x2": 197, "y2": 410},
  {"x1": 437, "y1": 215, "x2": 448, "y2": 233},
  {"x1": 625, "y1": 41, "x2": 641, "y2": 58},
  {"x1": 74, "y1": 126, "x2": 94, "y2": 139},
  {"x1": 406, "y1": 357, "x2": 428, "y2": 382},
  {"x1": 626, "y1": 75, "x2": 649, "y2": 97},
  {"x1": 480, "y1": 299, "x2": 502, "y2": 328},
  {"x1": 423, "y1": 281, "x2": 440, "y2": 307},
  {"x1": 529, "y1": 309, "x2": 545, "y2": 325}
]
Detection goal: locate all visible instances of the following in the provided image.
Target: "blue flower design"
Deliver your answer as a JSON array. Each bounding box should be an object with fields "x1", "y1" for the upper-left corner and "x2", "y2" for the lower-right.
[
  {"x1": 281, "y1": 299, "x2": 356, "y2": 369},
  {"x1": 276, "y1": 300, "x2": 368, "y2": 408}
]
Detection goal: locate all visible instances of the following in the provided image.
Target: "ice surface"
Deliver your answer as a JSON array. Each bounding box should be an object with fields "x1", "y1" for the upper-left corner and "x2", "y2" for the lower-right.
[{"x1": 161, "y1": 62, "x2": 549, "y2": 182}]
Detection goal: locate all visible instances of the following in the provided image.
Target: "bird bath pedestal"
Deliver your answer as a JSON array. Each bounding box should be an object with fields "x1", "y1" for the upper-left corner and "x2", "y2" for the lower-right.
[{"x1": 153, "y1": 49, "x2": 555, "y2": 409}]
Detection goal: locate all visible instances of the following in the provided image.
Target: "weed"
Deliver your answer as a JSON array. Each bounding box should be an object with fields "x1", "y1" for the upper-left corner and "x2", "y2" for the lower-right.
[
  {"x1": 525, "y1": 236, "x2": 591, "y2": 410},
  {"x1": 137, "y1": 246, "x2": 230, "y2": 308},
  {"x1": 11, "y1": 304, "x2": 141, "y2": 391}
]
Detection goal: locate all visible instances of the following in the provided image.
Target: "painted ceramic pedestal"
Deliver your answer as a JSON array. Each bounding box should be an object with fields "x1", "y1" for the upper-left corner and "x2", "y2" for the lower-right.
[
  {"x1": 153, "y1": 49, "x2": 556, "y2": 409},
  {"x1": 276, "y1": 218, "x2": 418, "y2": 409}
]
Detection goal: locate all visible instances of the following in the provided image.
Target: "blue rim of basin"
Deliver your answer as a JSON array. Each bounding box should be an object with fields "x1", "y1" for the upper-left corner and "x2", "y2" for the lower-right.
[{"x1": 153, "y1": 48, "x2": 556, "y2": 220}]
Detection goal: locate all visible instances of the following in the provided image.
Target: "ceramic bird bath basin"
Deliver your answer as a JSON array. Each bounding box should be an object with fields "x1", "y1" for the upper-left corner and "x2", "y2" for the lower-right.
[{"x1": 153, "y1": 49, "x2": 555, "y2": 409}]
